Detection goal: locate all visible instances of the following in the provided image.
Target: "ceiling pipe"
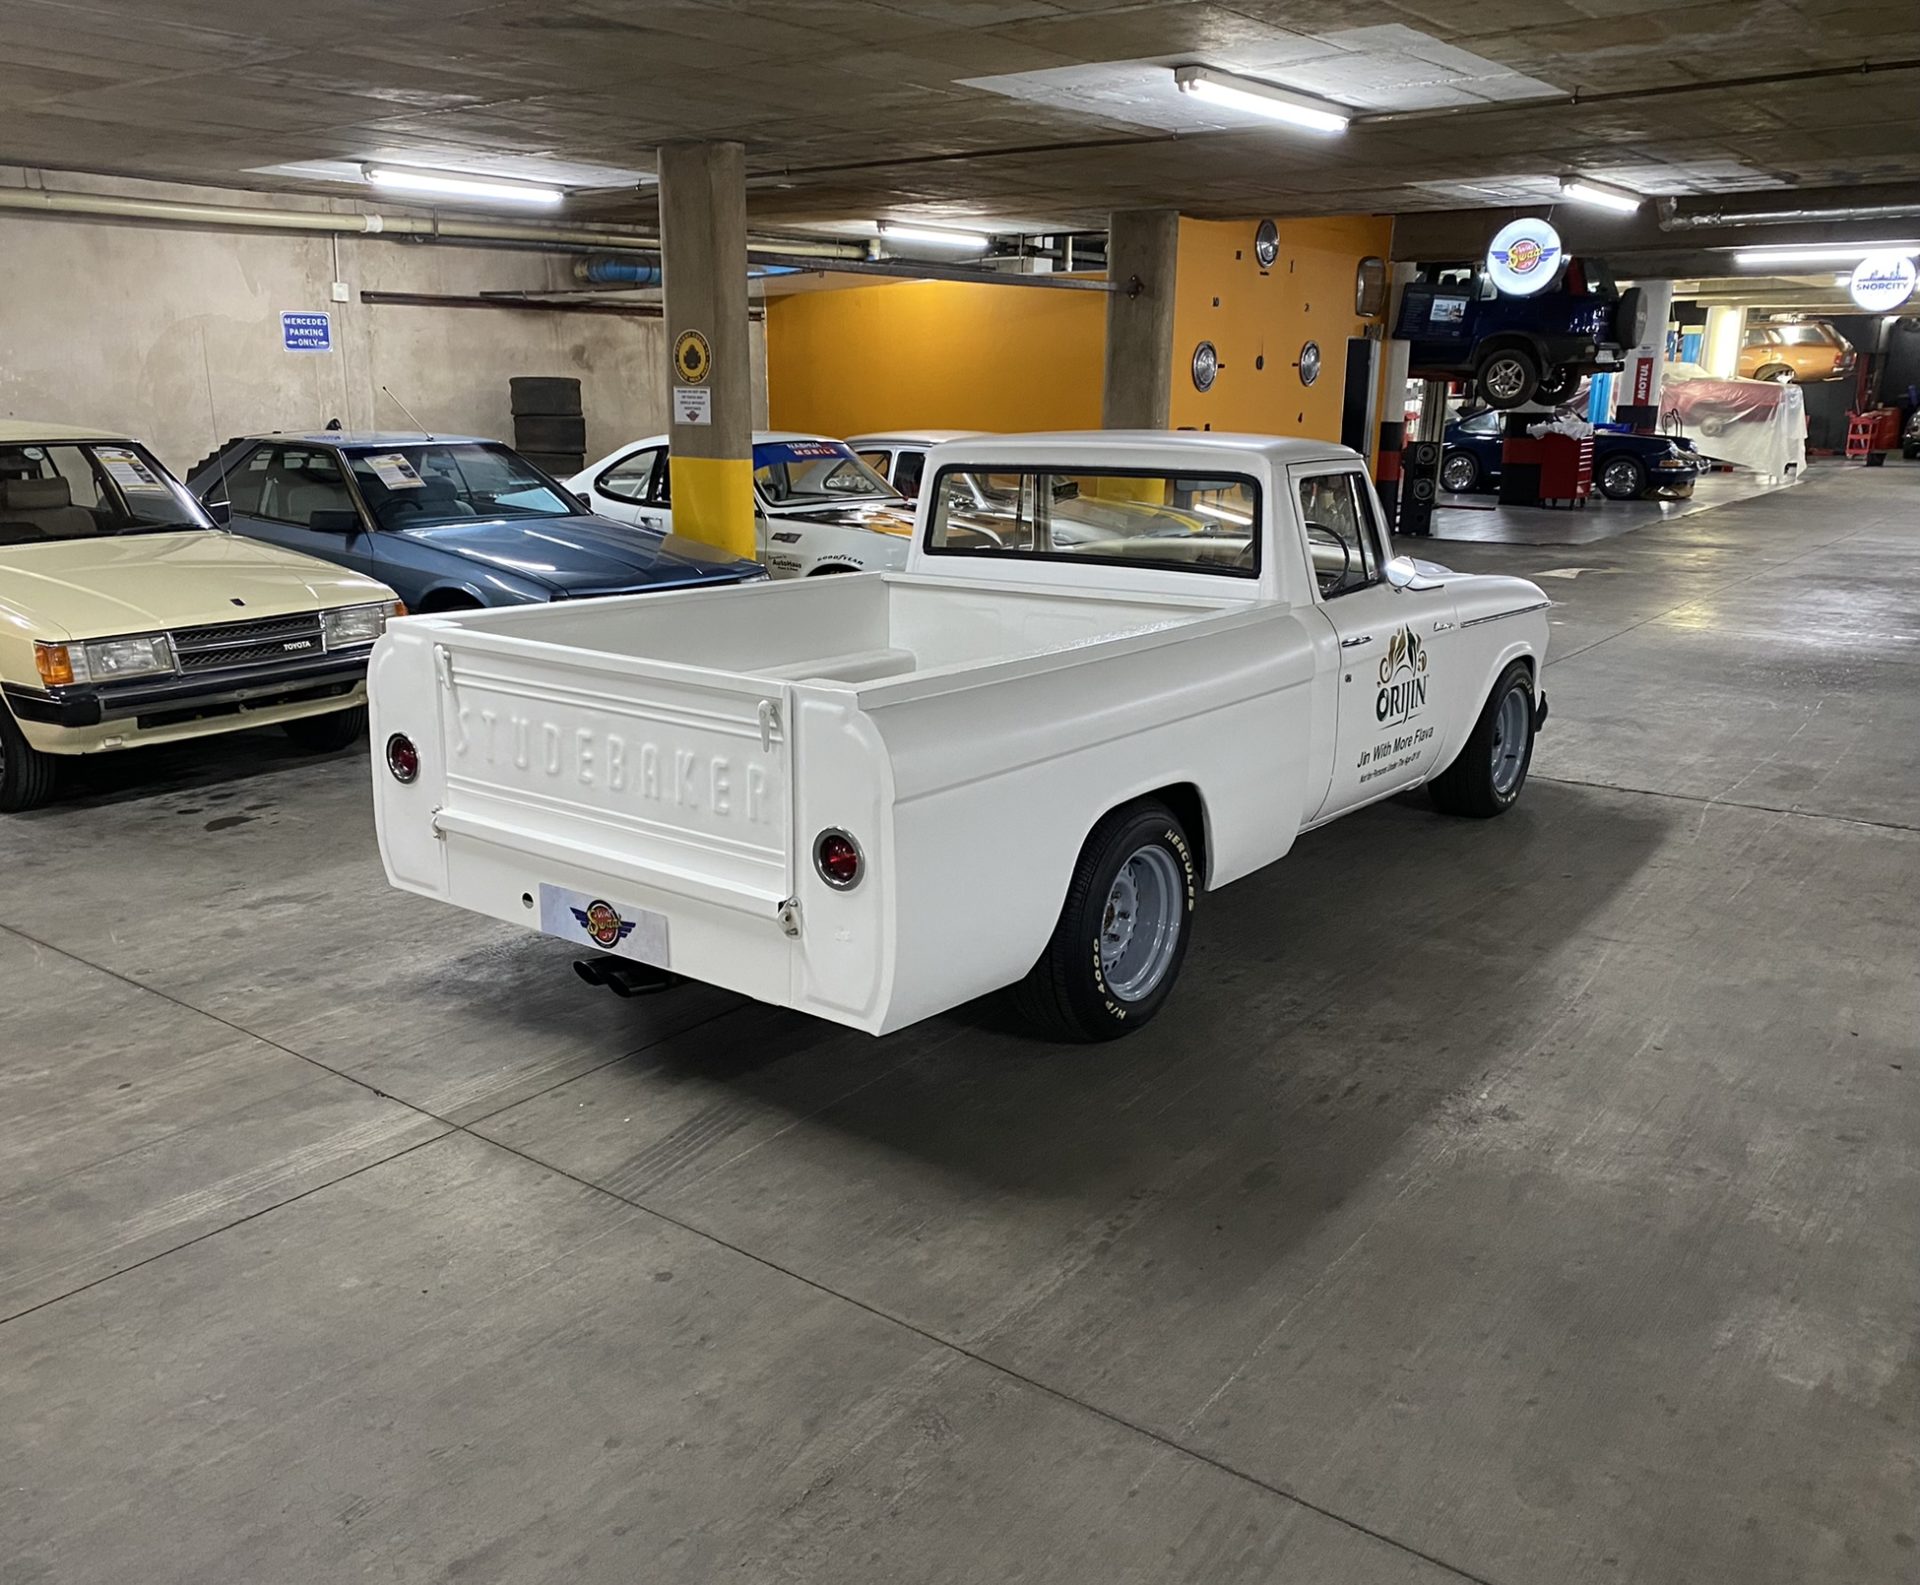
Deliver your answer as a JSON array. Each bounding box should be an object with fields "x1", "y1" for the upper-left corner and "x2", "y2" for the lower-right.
[
  {"x1": 0, "y1": 185, "x2": 867, "y2": 258},
  {"x1": 1659, "y1": 195, "x2": 1920, "y2": 231}
]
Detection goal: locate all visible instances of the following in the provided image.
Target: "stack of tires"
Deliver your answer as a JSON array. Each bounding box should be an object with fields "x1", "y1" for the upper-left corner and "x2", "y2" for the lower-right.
[{"x1": 511, "y1": 377, "x2": 585, "y2": 480}]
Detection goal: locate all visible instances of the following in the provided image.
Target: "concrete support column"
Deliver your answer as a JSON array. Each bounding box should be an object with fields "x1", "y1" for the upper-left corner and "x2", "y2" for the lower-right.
[
  {"x1": 659, "y1": 140, "x2": 755, "y2": 559},
  {"x1": 1703, "y1": 304, "x2": 1744, "y2": 378},
  {"x1": 1619, "y1": 278, "x2": 1675, "y2": 432},
  {"x1": 1102, "y1": 210, "x2": 1179, "y2": 429}
]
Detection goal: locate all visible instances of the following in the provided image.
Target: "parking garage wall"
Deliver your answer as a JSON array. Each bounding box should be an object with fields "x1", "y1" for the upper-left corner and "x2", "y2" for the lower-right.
[
  {"x1": 0, "y1": 178, "x2": 767, "y2": 474},
  {"x1": 764, "y1": 278, "x2": 1105, "y2": 437},
  {"x1": 1168, "y1": 215, "x2": 1393, "y2": 439}
]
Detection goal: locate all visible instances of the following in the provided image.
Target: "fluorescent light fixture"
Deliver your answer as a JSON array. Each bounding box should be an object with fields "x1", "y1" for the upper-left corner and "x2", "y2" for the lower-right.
[
  {"x1": 1560, "y1": 176, "x2": 1642, "y2": 213},
  {"x1": 1732, "y1": 241, "x2": 1920, "y2": 268},
  {"x1": 362, "y1": 164, "x2": 564, "y2": 205},
  {"x1": 1172, "y1": 65, "x2": 1349, "y2": 135},
  {"x1": 877, "y1": 221, "x2": 990, "y2": 251}
]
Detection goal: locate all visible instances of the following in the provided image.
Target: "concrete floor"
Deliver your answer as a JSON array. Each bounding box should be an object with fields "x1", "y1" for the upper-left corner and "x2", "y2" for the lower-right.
[
  {"x1": 1428, "y1": 468, "x2": 1795, "y2": 547},
  {"x1": 3, "y1": 463, "x2": 1915, "y2": 1585}
]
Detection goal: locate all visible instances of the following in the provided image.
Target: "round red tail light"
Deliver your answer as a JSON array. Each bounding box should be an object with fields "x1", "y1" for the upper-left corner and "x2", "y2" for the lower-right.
[
  {"x1": 814, "y1": 829, "x2": 862, "y2": 890},
  {"x1": 386, "y1": 732, "x2": 420, "y2": 784}
]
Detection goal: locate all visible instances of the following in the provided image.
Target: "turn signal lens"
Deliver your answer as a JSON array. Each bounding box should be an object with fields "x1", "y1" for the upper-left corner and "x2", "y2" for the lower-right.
[
  {"x1": 814, "y1": 829, "x2": 862, "y2": 890},
  {"x1": 33, "y1": 642, "x2": 76, "y2": 687},
  {"x1": 386, "y1": 733, "x2": 420, "y2": 784}
]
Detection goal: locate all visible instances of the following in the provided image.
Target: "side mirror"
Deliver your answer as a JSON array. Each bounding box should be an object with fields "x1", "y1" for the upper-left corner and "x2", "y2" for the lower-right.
[
  {"x1": 308, "y1": 508, "x2": 362, "y2": 535},
  {"x1": 1384, "y1": 555, "x2": 1444, "y2": 592},
  {"x1": 204, "y1": 499, "x2": 232, "y2": 527}
]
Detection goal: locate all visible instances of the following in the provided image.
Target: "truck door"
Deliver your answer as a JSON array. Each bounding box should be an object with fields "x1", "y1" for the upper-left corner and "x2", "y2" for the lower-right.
[{"x1": 1294, "y1": 463, "x2": 1457, "y2": 820}]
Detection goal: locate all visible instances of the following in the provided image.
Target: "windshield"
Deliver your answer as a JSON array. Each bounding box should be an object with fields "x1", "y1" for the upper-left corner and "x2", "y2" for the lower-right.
[
  {"x1": 0, "y1": 441, "x2": 213, "y2": 544},
  {"x1": 347, "y1": 442, "x2": 579, "y2": 528},
  {"x1": 753, "y1": 440, "x2": 900, "y2": 507}
]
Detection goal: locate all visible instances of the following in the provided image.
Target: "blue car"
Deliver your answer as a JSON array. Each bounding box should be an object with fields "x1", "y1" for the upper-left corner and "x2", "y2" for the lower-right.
[
  {"x1": 1442, "y1": 411, "x2": 1703, "y2": 501},
  {"x1": 188, "y1": 433, "x2": 761, "y2": 611}
]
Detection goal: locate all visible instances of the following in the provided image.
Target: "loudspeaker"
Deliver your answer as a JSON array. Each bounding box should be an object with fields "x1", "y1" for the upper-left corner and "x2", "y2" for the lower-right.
[
  {"x1": 1398, "y1": 439, "x2": 1442, "y2": 537},
  {"x1": 1405, "y1": 439, "x2": 1442, "y2": 471}
]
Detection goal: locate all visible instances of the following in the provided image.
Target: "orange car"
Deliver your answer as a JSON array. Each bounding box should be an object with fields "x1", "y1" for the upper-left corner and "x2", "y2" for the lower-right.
[{"x1": 1737, "y1": 320, "x2": 1857, "y2": 383}]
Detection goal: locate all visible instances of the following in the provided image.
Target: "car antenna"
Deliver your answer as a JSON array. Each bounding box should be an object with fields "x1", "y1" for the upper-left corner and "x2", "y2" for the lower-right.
[
  {"x1": 381, "y1": 386, "x2": 435, "y2": 440},
  {"x1": 198, "y1": 328, "x2": 237, "y2": 529}
]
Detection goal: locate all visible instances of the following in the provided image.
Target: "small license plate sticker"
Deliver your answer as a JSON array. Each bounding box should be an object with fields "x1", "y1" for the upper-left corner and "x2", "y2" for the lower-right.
[{"x1": 537, "y1": 884, "x2": 670, "y2": 968}]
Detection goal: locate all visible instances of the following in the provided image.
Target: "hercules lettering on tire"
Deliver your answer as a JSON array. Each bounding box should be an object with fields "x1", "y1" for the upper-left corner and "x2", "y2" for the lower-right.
[{"x1": 1014, "y1": 799, "x2": 1197, "y2": 1042}]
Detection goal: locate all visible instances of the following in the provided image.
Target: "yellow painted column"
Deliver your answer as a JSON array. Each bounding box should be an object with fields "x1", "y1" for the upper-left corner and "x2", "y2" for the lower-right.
[{"x1": 660, "y1": 140, "x2": 756, "y2": 561}]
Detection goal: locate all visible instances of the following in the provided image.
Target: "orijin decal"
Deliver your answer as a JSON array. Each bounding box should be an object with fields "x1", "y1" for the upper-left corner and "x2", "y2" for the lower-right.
[{"x1": 1376, "y1": 625, "x2": 1429, "y2": 725}]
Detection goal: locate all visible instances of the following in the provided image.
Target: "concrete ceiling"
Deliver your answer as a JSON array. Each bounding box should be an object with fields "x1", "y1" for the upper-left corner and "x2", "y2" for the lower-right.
[{"x1": 3, "y1": 0, "x2": 1919, "y2": 229}]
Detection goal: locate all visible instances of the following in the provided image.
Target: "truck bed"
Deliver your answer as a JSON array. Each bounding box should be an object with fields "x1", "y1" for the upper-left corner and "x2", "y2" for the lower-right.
[{"x1": 422, "y1": 571, "x2": 1241, "y2": 694}]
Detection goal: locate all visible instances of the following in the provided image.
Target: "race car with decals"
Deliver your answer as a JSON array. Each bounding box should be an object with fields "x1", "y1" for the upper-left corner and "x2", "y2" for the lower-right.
[
  {"x1": 371, "y1": 432, "x2": 1549, "y2": 1042},
  {"x1": 570, "y1": 432, "x2": 916, "y2": 578}
]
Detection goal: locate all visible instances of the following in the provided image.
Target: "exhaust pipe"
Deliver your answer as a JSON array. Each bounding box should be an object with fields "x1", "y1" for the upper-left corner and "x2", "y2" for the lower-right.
[{"x1": 574, "y1": 955, "x2": 685, "y2": 998}]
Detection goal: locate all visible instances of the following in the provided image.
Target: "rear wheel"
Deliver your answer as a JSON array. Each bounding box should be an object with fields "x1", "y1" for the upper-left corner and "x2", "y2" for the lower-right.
[
  {"x1": 1012, "y1": 799, "x2": 1196, "y2": 1042},
  {"x1": 1537, "y1": 365, "x2": 1583, "y2": 405},
  {"x1": 282, "y1": 705, "x2": 367, "y2": 754},
  {"x1": 1440, "y1": 450, "x2": 1481, "y2": 494},
  {"x1": 0, "y1": 709, "x2": 58, "y2": 812},
  {"x1": 1599, "y1": 454, "x2": 1647, "y2": 500},
  {"x1": 1428, "y1": 663, "x2": 1536, "y2": 819},
  {"x1": 1756, "y1": 364, "x2": 1795, "y2": 384},
  {"x1": 1478, "y1": 347, "x2": 1541, "y2": 409}
]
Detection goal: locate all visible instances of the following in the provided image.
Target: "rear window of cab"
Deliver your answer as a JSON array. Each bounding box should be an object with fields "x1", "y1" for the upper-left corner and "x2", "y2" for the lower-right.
[{"x1": 925, "y1": 466, "x2": 1259, "y2": 578}]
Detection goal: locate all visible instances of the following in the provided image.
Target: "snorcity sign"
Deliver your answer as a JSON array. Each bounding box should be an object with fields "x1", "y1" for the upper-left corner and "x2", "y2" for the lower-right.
[
  {"x1": 1485, "y1": 218, "x2": 1564, "y2": 298},
  {"x1": 1848, "y1": 252, "x2": 1918, "y2": 313}
]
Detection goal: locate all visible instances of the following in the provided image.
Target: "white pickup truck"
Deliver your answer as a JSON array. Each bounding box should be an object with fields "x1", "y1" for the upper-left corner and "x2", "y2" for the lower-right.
[{"x1": 370, "y1": 432, "x2": 1549, "y2": 1040}]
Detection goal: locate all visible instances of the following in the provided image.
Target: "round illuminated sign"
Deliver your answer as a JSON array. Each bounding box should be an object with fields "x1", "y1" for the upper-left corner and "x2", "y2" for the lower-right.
[
  {"x1": 1848, "y1": 252, "x2": 1918, "y2": 312},
  {"x1": 1191, "y1": 340, "x2": 1219, "y2": 392},
  {"x1": 1485, "y1": 218, "x2": 1565, "y2": 297},
  {"x1": 1254, "y1": 219, "x2": 1280, "y2": 270}
]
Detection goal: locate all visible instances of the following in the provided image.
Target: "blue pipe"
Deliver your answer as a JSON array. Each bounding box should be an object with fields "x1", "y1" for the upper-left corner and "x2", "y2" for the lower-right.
[{"x1": 576, "y1": 257, "x2": 803, "y2": 285}]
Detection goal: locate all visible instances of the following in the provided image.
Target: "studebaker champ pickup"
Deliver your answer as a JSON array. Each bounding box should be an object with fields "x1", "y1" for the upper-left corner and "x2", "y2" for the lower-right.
[{"x1": 370, "y1": 432, "x2": 1550, "y2": 1041}]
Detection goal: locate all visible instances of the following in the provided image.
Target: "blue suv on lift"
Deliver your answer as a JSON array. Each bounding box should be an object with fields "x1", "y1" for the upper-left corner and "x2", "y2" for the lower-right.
[{"x1": 1396, "y1": 257, "x2": 1648, "y2": 409}]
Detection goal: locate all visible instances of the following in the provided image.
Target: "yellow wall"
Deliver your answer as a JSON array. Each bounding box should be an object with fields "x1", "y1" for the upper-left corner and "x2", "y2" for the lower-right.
[
  {"x1": 1168, "y1": 215, "x2": 1392, "y2": 441},
  {"x1": 766, "y1": 278, "x2": 1105, "y2": 437},
  {"x1": 766, "y1": 213, "x2": 1391, "y2": 443}
]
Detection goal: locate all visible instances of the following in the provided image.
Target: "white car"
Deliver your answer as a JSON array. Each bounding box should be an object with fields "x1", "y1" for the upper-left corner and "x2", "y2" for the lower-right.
[
  {"x1": 569, "y1": 432, "x2": 915, "y2": 578},
  {"x1": 848, "y1": 430, "x2": 984, "y2": 501},
  {"x1": 373, "y1": 431, "x2": 1549, "y2": 1042}
]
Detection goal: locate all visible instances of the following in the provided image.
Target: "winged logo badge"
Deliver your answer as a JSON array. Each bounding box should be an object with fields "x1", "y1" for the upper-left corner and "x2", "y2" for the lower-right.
[{"x1": 572, "y1": 900, "x2": 636, "y2": 949}]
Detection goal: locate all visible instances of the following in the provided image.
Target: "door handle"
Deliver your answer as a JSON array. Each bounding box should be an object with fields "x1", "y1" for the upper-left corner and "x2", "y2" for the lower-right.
[{"x1": 1340, "y1": 635, "x2": 1373, "y2": 648}]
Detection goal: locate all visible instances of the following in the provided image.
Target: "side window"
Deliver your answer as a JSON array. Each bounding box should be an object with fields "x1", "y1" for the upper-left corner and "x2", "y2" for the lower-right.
[
  {"x1": 649, "y1": 457, "x2": 672, "y2": 507},
  {"x1": 202, "y1": 445, "x2": 273, "y2": 514},
  {"x1": 893, "y1": 450, "x2": 927, "y2": 500},
  {"x1": 1299, "y1": 471, "x2": 1382, "y2": 598},
  {"x1": 257, "y1": 447, "x2": 357, "y2": 528},
  {"x1": 854, "y1": 449, "x2": 892, "y2": 482},
  {"x1": 597, "y1": 447, "x2": 659, "y2": 505}
]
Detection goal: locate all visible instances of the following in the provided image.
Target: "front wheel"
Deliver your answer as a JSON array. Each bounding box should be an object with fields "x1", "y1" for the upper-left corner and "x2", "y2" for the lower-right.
[
  {"x1": 1599, "y1": 454, "x2": 1647, "y2": 500},
  {"x1": 1428, "y1": 663, "x2": 1537, "y2": 819},
  {"x1": 1013, "y1": 799, "x2": 1197, "y2": 1041},
  {"x1": 1440, "y1": 450, "x2": 1481, "y2": 494},
  {"x1": 0, "y1": 709, "x2": 58, "y2": 812},
  {"x1": 1477, "y1": 348, "x2": 1541, "y2": 409},
  {"x1": 282, "y1": 705, "x2": 367, "y2": 754}
]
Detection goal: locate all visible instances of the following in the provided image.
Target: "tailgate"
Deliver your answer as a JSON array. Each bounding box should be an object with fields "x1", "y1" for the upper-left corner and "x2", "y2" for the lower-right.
[{"x1": 422, "y1": 629, "x2": 793, "y2": 915}]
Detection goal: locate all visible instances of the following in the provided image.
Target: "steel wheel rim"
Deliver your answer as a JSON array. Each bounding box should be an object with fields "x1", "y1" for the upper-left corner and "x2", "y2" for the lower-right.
[
  {"x1": 1442, "y1": 455, "x2": 1476, "y2": 491},
  {"x1": 1602, "y1": 458, "x2": 1639, "y2": 496},
  {"x1": 1099, "y1": 844, "x2": 1183, "y2": 1002},
  {"x1": 1485, "y1": 358, "x2": 1528, "y2": 401},
  {"x1": 1490, "y1": 688, "x2": 1530, "y2": 796}
]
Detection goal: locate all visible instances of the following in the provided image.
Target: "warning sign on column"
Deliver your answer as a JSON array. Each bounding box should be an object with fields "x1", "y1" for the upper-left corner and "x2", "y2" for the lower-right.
[{"x1": 672, "y1": 385, "x2": 712, "y2": 426}]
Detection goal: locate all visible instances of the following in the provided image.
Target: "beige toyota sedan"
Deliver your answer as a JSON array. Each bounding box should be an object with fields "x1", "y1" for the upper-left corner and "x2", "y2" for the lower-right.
[{"x1": 0, "y1": 422, "x2": 401, "y2": 811}]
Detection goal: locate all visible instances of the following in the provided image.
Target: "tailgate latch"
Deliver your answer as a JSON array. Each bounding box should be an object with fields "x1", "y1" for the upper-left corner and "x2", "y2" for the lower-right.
[
  {"x1": 757, "y1": 699, "x2": 781, "y2": 751},
  {"x1": 777, "y1": 896, "x2": 801, "y2": 938},
  {"x1": 433, "y1": 644, "x2": 453, "y2": 690}
]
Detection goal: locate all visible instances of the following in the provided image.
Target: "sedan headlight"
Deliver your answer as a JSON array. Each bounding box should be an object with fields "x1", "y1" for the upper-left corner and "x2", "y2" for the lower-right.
[
  {"x1": 35, "y1": 635, "x2": 175, "y2": 685},
  {"x1": 321, "y1": 602, "x2": 397, "y2": 649}
]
